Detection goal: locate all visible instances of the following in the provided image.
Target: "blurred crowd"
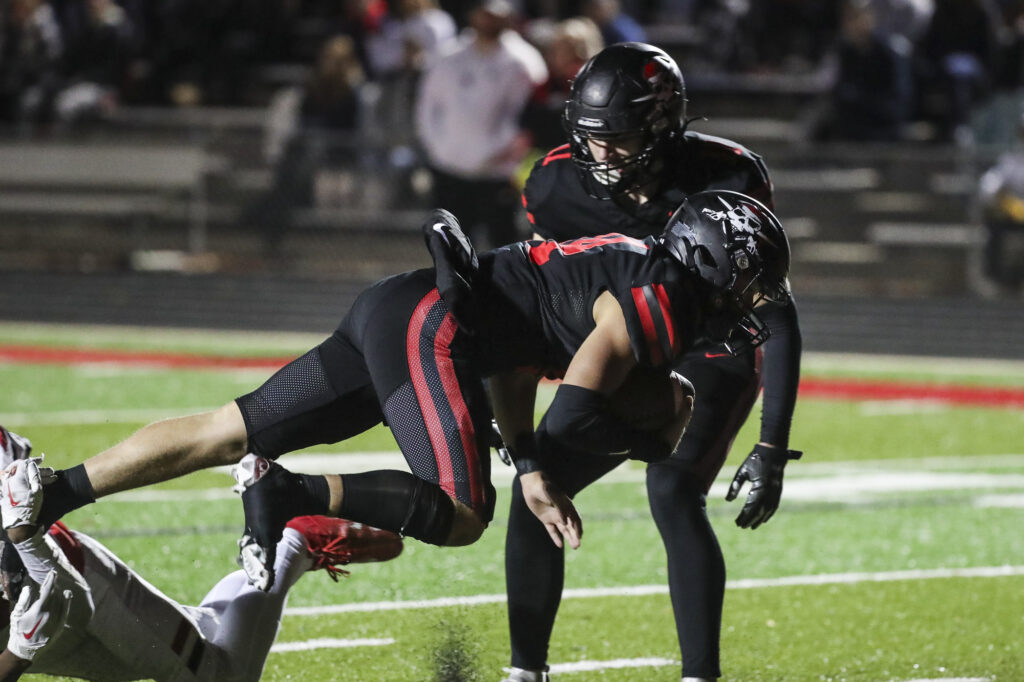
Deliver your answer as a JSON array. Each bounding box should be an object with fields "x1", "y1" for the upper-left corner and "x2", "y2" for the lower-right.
[
  {"x1": 6, "y1": 0, "x2": 1024, "y2": 281},
  {"x1": 2, "y1": 0, "x2": 1024, "y2": 143}
]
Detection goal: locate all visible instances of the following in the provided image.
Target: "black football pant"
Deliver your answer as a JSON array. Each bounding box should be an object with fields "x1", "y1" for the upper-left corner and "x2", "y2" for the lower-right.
[
  {"x1": 235, "y1": 268, "x2": 496, "y2": 527},
  {"x1": 506, "y1": 348, "x2": 760, "y2": 678}
]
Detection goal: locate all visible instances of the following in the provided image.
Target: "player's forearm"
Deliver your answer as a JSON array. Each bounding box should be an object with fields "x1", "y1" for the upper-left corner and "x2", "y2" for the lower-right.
[
  {"x1": 12, "y1": 532, "x2": 59, "y2": 585},
  {"x1": 0, "y1": 649, "x2": 31, "y2": 682},
  {"x1": 757, "y1": 299, "x2": 802, "y2": 448},
  {"x1": 488, "y1": 371, "x2": 539, "y2": 445},
  {"x1": 488, "y1": 371, "x2": 543, "y2": 473}
]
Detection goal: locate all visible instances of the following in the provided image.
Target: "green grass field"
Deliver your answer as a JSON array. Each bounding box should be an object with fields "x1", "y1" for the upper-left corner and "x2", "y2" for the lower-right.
[{"x1": 2, "y1": 322, "x2": 1023, "y2": 682}]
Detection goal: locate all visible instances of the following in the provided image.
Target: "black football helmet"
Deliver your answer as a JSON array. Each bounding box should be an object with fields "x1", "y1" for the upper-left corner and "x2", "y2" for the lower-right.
[
  {"x1": 563, "y1": 42, "x2": 686, "y2": 198},
  {"x1": 660, "y1": 190, "x2": 791, "y2": 352}
]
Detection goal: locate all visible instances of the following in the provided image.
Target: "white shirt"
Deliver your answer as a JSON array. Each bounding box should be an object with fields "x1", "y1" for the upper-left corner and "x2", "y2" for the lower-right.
[
  {"x1": 366, "y1": 7, "x2": 457, "y2": 76},
  {"x1": 415, "y1": 29, "x2": 547, "y2": 179}
]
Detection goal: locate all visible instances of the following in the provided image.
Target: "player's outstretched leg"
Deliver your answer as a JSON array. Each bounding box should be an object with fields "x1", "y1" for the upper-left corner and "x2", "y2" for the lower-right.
[
  {"x1": 285, "y1": 515, "x2": 403, "y2": 581},
  {"x1": 232, "y1": 455, "x2": 331, "y2": 591}
]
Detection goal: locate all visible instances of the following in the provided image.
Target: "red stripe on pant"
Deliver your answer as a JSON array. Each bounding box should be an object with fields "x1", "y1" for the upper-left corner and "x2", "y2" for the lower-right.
[
  {"x1": 406, "y1": 289, "x2": 483, "y2": 510},
  {"x1": 434, "y1": 313, "x2": 484, "y2": 510}
]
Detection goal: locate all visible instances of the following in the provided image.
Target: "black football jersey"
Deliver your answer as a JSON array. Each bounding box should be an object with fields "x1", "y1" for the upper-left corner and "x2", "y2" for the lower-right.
[
  {"x1": 472, "y1": 234, "x2": 703, "y2": 378},
  {"x1": 523, "y1": 130, "x2": 774, "y2": 242}
]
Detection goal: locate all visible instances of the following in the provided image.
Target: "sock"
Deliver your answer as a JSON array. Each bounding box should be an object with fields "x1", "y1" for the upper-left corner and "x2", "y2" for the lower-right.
[
  {"x1": 38, "y1": 464, "x2": 95, "y2": 527},
  {"x1": 296, "y1": 473, "x2": 331, "y2": 516}
]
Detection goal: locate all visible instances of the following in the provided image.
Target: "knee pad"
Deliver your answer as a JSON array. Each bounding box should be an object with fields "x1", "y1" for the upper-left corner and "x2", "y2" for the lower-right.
[{"x1": 401, "y1": 477, "x2": 456, "y2": 545}]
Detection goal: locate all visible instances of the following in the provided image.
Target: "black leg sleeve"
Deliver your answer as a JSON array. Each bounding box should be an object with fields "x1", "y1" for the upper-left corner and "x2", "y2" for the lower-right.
[
  {"x1": 646, "y1": 459, "x2": 724, "y2": 679},
  {"x1": 504, "y1": 416, "x2": 627, "y2": 670},
  {"x1": 505, "y1": 474, "x2": 563, "y2": 670}
]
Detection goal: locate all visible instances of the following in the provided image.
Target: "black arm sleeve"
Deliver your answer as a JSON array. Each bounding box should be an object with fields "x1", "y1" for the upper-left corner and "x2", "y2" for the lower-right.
[
  {"x1": 545, "y1": 384, "x2": 672, "y2": 463},
  {"x1": 757, "y1": 297, "x2": 802, "y2": 448}
]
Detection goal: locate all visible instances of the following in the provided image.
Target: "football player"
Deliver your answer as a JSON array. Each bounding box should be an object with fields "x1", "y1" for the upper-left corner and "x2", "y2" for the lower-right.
[
  {"x1": 503, "y1": 43, "x2": 803, "y2": 682},
  {"x1": 0, "y1": 431, "x2": 402, "y2": 682},
  {"x1": 31, "y1": 191, "x2": 790, "y2": 608}
]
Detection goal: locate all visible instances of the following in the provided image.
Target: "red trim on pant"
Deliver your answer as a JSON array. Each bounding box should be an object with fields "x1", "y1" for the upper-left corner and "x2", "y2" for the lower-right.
[
  {"x1": 434, "y1": 314, "x2": 484, "y2": 511},
  {"x1": 407, "y1": 289, "x2": 457, "y2": 500}
]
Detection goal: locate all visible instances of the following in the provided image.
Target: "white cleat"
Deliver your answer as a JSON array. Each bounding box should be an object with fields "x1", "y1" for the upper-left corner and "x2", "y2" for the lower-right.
[
  {"x1": 500, "y1": 667, "x2": 550, "y2": 682},
  {"x1": 230, "y1": 453, "x2": 272, "y2": 494},
  {"x1": 237, "y1": 533, "x2": 272, "y2": 592}
]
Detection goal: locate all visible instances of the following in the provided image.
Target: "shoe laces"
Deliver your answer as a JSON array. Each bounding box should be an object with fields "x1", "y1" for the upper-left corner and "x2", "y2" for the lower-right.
[{"x1": 308, "y1": 534, "x2": 352, "y2": 581}]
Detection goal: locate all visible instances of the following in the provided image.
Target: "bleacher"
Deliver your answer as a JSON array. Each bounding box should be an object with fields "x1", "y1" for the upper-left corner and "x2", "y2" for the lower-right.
[{"x1": 0, "y1": 70, "x2": 1019, "y2": 358}]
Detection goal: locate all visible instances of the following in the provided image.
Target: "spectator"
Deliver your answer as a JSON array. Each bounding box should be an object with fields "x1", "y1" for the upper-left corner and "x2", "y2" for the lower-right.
[
  {"x1": 364, "y1": 0, "x2": 456, "y2": 148},
  {"x1": 870, "y1": 0, "x2": 934, "y2": 41},
  {"x1": 320, "y1": 0, "x2": 390, "y2": 75},
  {"x1": 970, "y1": 0, "x2": 1024, "y2": 145},
  {"x1": 243, "y1": 35, "x2": 367, "y2": 255},
  {"x1": 0, "y1": 0, "x2": 64, "y2": 129},
  {"x1": 366, "y1": 0, "x2": 456, "y2": 78},
  {"x1": 414, "y1": 0, "x2": 547, "y2": 248},
  {"x1": 581, "y1": 0, "x2": 646, "y2": 45},
  {"x1": 976, "y1": 112, "x2": 1024, "y2": 293},
  {"x1": 53, "y1": 0, "x2": 139, "y2": 126},
  {"x1": 807, "y1": 0, "x2": 915, "y2": 142},
  {"x1": 741, "y1": 0, "x2": 841, "y2": 72},
  {"x1": 915, "y1": 0, "x2": 1003, "y2": 143},
  {"x1": 521, "y1": 16, "x2": 603, "y2": 150}
]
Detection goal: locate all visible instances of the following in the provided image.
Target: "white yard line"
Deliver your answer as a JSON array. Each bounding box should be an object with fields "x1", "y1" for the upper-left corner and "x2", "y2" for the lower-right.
[
  {"x1": 0, "y1": 407, "x2": 219, "y2": 425},
  {"x1": 269, "y1": 637, "x2": 394, "y2": 653},
  {"x1": 904, "y1": 678, "x2": 991, "y2": 682},
  {"x1": 282, "y1": 565, "x2": 1024, "y2": 618},
  {"x1": 548, "y1": 657, "x2": 678, "y2": 674},
  {"x1": 99, "y1": 452, "x2": 1024, "y2": 504}
]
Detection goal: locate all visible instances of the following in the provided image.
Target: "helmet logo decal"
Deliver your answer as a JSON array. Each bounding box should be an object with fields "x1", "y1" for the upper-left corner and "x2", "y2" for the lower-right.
[
  {"x1": 635, "y1": 56, "x2": 678, "y2": 133},
  {"x1": 700, "y1": 196, "x2": 765, "y2": 268}
]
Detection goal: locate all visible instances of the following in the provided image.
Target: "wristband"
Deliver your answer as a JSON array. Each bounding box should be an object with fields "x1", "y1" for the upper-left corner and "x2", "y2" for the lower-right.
[{"x1": 510, "y1": 433, "x2": 545, "y2": 476}]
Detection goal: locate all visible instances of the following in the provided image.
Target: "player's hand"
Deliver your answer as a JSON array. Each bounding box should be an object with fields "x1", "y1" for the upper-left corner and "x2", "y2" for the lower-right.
[
  {"x1": 725, "y1": 444, "x2": 801, "y2": 529},
  {"x1": 1, "y1": 458, "x2": 57, "y2": 535},
  {"x1": 0, "y1": 427, "x2": 33, "y2": 465},
  {"x1": 7, "y1": 570, "x2": 73, "y2": 661},
  {"x1": 519, "y1": 471, "x2": 582, "y2": 549}
]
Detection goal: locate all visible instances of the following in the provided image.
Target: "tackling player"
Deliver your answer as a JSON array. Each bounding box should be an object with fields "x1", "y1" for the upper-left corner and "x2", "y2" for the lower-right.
[
  {"x1": 0, "y1": 430, "x2": 402, "y2": 682},
  {"x1": 503, "y1": 43, "x2": 803, "y2": 682},
  {"x1": 30, "y1": 191, "x2": 791, "y2": 607}
]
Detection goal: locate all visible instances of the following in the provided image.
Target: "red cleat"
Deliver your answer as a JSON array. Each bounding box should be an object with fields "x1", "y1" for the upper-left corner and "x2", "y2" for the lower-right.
[{"x1": 285, "y1": 516, "x2": 403, "y2": 581}]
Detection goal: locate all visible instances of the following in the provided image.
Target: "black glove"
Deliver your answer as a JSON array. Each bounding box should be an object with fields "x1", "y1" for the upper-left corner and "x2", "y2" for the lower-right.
[
  {"x1": 422, "y1": 208, "x2": 480, "y2": 334},
  {"x1": 725, "y1": 444, "x2": 802, "y2": 529}
]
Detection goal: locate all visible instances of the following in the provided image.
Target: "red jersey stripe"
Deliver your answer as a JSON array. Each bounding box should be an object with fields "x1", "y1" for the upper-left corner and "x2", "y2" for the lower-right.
[
  {"x1": 542, "y1": 145, "x2": 572, "y2": 166},
  {"x1": 652, "y1": 283, "x2": 678, "y2": 354},
  {"x1": 631, "y1": 286, "x2": 664, "y2": 366}
]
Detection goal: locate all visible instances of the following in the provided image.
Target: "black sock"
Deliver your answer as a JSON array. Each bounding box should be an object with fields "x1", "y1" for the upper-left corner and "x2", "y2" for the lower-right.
[
  {"x1": 338, "y1": 470, "x2": 417, "y2": 533},
  {"x1": 297, "y1": 473, "x2": 331, "y2": 516},
  {"x1": 38, "y1": 464, "x2": 95, "y2": 527}
]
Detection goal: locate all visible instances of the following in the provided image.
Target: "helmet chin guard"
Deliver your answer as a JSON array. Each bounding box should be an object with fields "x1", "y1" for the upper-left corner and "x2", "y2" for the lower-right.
[{"x1": 659, "y1": 190, "x2": 791, "y2": 352}]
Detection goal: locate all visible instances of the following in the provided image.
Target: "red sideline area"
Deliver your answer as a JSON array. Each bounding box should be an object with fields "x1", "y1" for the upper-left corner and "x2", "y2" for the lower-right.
[{"x1": 2, "y1": 344, "x2": 1023, "y2": 408}]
